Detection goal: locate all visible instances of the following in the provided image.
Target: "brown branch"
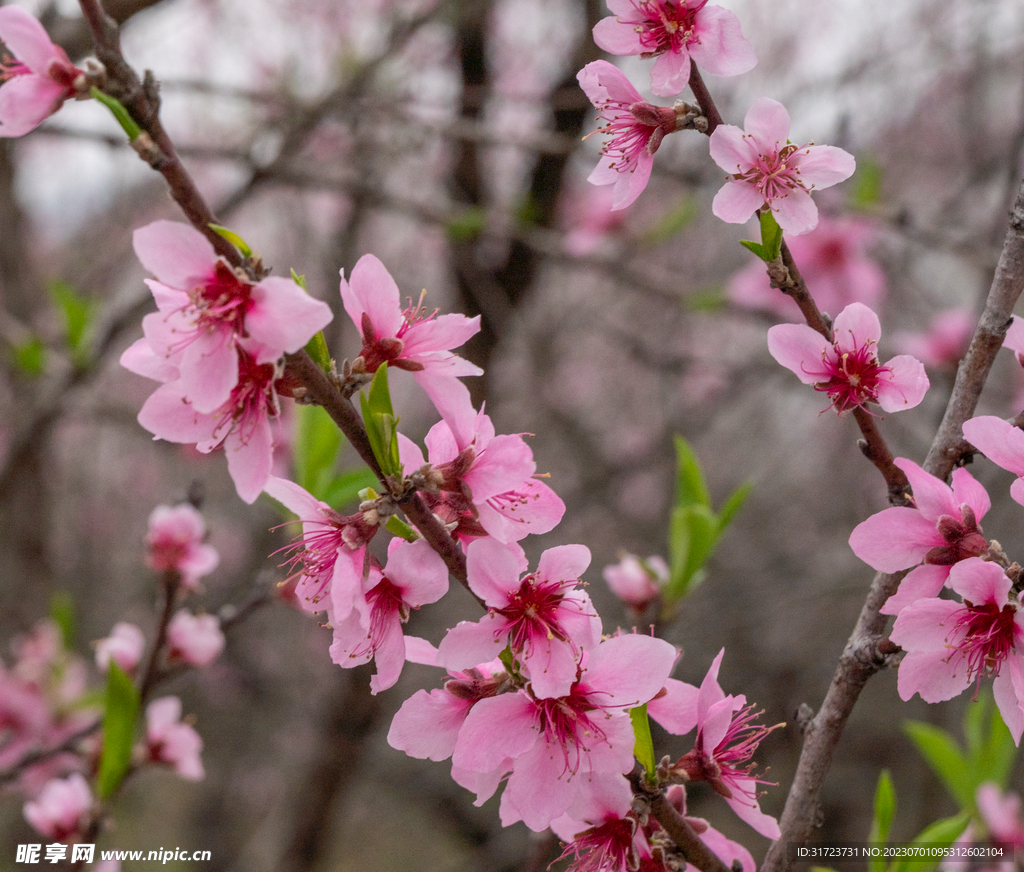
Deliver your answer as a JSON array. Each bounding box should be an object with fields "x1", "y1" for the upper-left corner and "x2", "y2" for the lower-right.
[{"x1": 648, "y1": 789, "x2": 733, "y2": 872}]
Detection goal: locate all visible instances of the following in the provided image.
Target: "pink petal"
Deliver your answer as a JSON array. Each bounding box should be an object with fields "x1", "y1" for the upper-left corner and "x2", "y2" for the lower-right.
[
  {"x1": 708, "y1": 123, "x2": 759, "y2": 174},
  {"x1": 179, "y1": 329, "x2": 238, "y2": 414},
  {"x1": 992, "y1": 655, "x2": 1024, "y2": 745},
  {"x1": 771, "y1": 187, "x2": 819, "y2": 236},
  {"x1": 875, "y1": 355, "x2": 929, "y2": 413},
  {"x1": 501, "y1": 747, "x2": 578, "y2": 831},
  {"x1": 611, "y1": 150, "x2": 654, "y2": 211},
  {"x1": 387, "y1": 688, "x2": 471, "y2": 761},
  {"x1": 711, "y1": 179, "x2": 764, "y2": 225},
  {"x1": 792, "y1": 144, "x2": 856, "y2": 189},
  {"x1": 650, "y1": 48, "x2": 691, "y2": 98},
  {"x1": 582, "y1": 635, "x2": 677, "y2": 706},
  {"x1": 385, "y1": 538, "x2": 449, "y2": 606},
  {"x1": 647, "y1": 677, "x2": 700, "y2": 735},
  {"x1": 743, "y1": 97, "x2": 791, "y2": 148},
  {"x1": 848, "y1": 506, "x2": 942, "y2": 572},
  {"x1": 466, "y1": 538, "x2": 529, "y2": 602},
  {"x1": 523, "y1": 638, "x2": 582, "y2": 700},
  {"x1": 0, "y1": 75, "x2": 66, "y2": 137},
  {"x1": 894, "y1": 457, "x2": 957, "y2": 521},
  {"x1": 832, "y1": 303, "x2": 882, "y2": 352},
  {"x1": 946, "y1": 557, "x2": 1010, "y2": 607},
  {"x1": 245, "y1": 276, "x2": 333, "y2": 359},
  {"x1": 722, "y1": 781, "x2": 781, "y2": 839},
  {"x1": 263, "y1": 475, "x2": 323, "y2": 518},
  {"x1": 137, "y1": 383, "x2": 213, "y2": 443},
  {"x1": 453, "y1": 693, "x2": 539, "y2": 773},
  {"x1": 687, "y1": 6, "x2": 757, "y2": 78},
  {"x1": 133, "y1": 221, "x2": 217, "y2": 290},
  {"x1": 591, "y1": 17, "x2": 645, "y2": 55},
  {"x1": 889, "y1": 598, "x2": 963, "y2": 654},
  {"x1": 0, "y1": 8, "x2": 65, "y2": 74},
  {"x1": 880, "y1": 564, "x2": 948, "y2": 616},
  {"x1": 340, "y1": 254, "x2": 403, "y2": 338},
  {"x1": 897, "y1": 648, "x2": 972, "y2": 703},
  {"x1": 225, "y1": 414, "x2": 273, "y2": 504},
  {"x1": 577, "y1": 60, "x2": 642, "y2": 106},
  {"x1": 402, "y1": 313, "x2": 481, "y2": 360},
  {"x1": 436, "y1": 617, "x2": 505, "y2": 671},
  {"x1": 950, "y1": 466, "x2": 991, "y2": 520},
  {"x1": 536, "y1": 544, "x2": 591, "y2": 584},
  {"x1": 766, "y1": 323, "x2": 833, "y2": 384},
  {"x1": 963, "y1": 416, "x2": 1024, "y2": 477}
]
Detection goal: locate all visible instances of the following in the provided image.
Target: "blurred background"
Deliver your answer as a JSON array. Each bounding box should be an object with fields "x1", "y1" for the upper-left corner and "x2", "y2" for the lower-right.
[{"x1": 2, "y1": 0, "x2": 1024, "y2": 868}]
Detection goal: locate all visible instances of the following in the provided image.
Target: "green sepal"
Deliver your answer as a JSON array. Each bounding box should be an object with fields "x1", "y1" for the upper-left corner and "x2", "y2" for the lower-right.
[
  {"x1": 630, "y1": 704, "x2": 657, "y2": 785},
  {"x1": 739, "y1": 239, "x2": 768, "y2": 260},
  {"x1": 208, "y1": 224, "x2": 253, "y2": 259},
  {"x1": 304, "y1": 331, "x2": 331, "y2": 373},
  {"x1": 91, "y1": 87, "x2": 142, "y2": 140},
  {"x1": 867, "y1": 770, "x2": 896, "y2": 872},
  {"x1": 386, "y1": 515, "x2": 419, "y2": 542},
  {"x1": 290, "y1": 269, "x2": 307, "y2": 290},
  {"x1": 96, "y1": 663, "x2": 140, "y2": 799},
  {"x1": 359, "y1": 364, "x2": 402, "y2": 478}
]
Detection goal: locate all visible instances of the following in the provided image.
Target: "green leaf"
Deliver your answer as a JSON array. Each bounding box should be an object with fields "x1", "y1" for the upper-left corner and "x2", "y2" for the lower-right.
[
  {"x1": 966, "y1": 694, "x2": 1016, "y2": 791},
  {"x1": 49, "y1": 592, "x2": 76, "y2": 650},
  {"x1": 641, "y1": 196, "x2": 698, "y2": 245},
  {"x1": 294, "y1": 404, "x2": 343, "y2": 498},
  {"x1": 91, "y1": 87, "x2": 142, "y2": 140},
  {"x1": 12, "y1": 334, "x2": 46, "y2": 376},
  {"x1": 49, "y1": 280, "x2": 94, "y2": 366},
  {"x1": 96, "y1": 663, "x2": 140, "y2": 799},
  {"x1": 890, "y1": 812, "x2": 970, "y2": 872},
  {"x1": 717, "y1": 480, "x2": 752, "y2": 531},
  {"x1": 739, "y1": 239, "x2": 768, "y2": 260},
  {"x1": 208, "y1": 224, "x2": 253, "y2": 259},
  {"x1": 321, "y1": 467, "x2": 381, "y2": 511},
  {"x1": 630, "y1": 704, "x2": 657, "y2": 783},
  {"x1": 868, "y1": 770, "x2": 896, "y2": 872},
  {"x1": 673, "y1": 435, "x2": 710, "y2": 509},
  {"x1": 903, "y1": 721, "x2": 971, "y2": 807},
  {"x1": 759, "y1": 210, "x2": 783, "y2": 262},
  {"x1": 665, "y1": 504, "x2": 717, "y2": 602},
  {"x1": 290, "y1": 269, "x2": 307, "y2": 290},
  {"x1": 359, "y1": 364, "x2": 402, "y2": 477},
  {"x1": 849, "y1": 155, "x2": 884, "y2": 210},
  {"x1": 445, "y1": 206, "x2": 487, "y2": 242}
]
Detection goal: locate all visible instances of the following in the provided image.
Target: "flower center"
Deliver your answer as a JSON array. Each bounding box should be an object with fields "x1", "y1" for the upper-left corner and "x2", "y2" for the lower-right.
[
  {"x1": 191, "y1": 261, "x2": 254, "y2": 337},
  {"x1": 632, "y1": 0, "x2": 707, "y2": 56},
  {"x1": 949, "y1": 599, "x2": 1019, "y2": 686},
  {"x1": 813, "y1": 340, "x2": 891, "y2": 414}
]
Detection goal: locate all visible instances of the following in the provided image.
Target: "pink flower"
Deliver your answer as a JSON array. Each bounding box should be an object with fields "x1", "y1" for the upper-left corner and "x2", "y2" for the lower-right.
[
  {"x1": 166, "y1": 611, "x2": 225, "y2": 667},
  {"x1": 709, "y1": 98, "x2": 855, "y2": 235},
  {"x1": 767, "y1": 302, "x2": 929, "y2": 415},
  {"x1": 893, "y1": 308, "x2": 975, "y2": 371},
  {"x1": 264, "y1": 475, "x2": 379, "y2": 620},
  {"x1": 727, "y1": 216, "x2": 886, "y2": 318},
  {"x1": 95, "y1": 622, "x2": 146, "y2": 674},
  {"x1": 340, "y1": 254, "x2": 481, "y2": 410},
  {"x1": 129, "y1": 346, "x2": 297, "y2": 504},
  {"x1": 145, "y1": 503, "x2": 219, "y2": 588},
  {"x1": 889, "y1": 558, "x2": 1024, "y2": 745},
  {"x1": 131, "y1": 221, "x2": 331, "y2": 415},
  {"x1": 1003, "y1": 315, "x2": 1024, "y2": 366},
  {"x1": 577, "y1": 61, "x2": 677, "y2": 211},
  {"x1": 963, "y1": 416, "x2": 1024, "y2": 508},
  {"x1": 592, "y1": 0, "x2": 756, "y2": 97},
  {"x1": 849, "y1": 456, "x2": 990, "y2": 615},
  {"x1": 452, "y1": 634, "x2": 677, "y2": 831},
  {"x1": 145, "y1": 697, "x2": 204, "y2": 780},
  {"x1": 437, "y1": 539, "x2": 602, "y2": 699},
  {"x1": 602, "y1": 553, "x2": 666, "y2": 612},
  {"x1": 327, "y1": 538, "x2": 449, "y2": 694},
  {"x1": 398, "y1": 394, "x2": 564, "y2": 544},
  {"x1": 550, "y1": 775, "x2": 642, "y2": 872},
  {"x1": 976, "y1": 783, "x2": 1024, "y2": 850},
  {"x1": 23, "y1": 773, "x2": 92, "y2": 840},
  {"x1": 0, "y1": 7, "x2": 82, "y2": 138},
  {"x1": 648, "y1": 649, "x2": 781, "y2": 838}
]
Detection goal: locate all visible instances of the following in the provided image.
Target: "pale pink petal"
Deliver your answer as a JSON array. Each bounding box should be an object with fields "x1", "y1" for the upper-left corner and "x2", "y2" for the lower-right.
[
  {"x1": 591, "y1": 16, "x2": 645, "y2": 55},
  {"x1": 132, "y1": 221, "x2": 217, "y2": 290},
  {"x1": 880, "y1": 564, "x2": 948, "y2": 616},
  {"x1": 700, "y1": 823, "x2": 756, "y2": 872},
  {"x1": 581, "y1": 634, "x2": 677, "y2": 705},
  {"x1": 1004, "y1": 316, "x2": 1024, "y2": 356},
  {"x1": 465, "y1": 538, "x2": 529, "y2": 603},
  {"x1": 611, "y1": 150, "x2": 654, "y2": 211},
  {"x1": 848, "y1": 506, "x2": 942, "y2": 572},
  {"x1": 120, "y1": 337, "x2": 177, "y2": 382},
  {"x1": 501, "y1": 746, "x2": 578, "y2": 831},
  {"x1": 723, "y1": 780, "x2": 781, "y2": 838},
  {"x1": 386, "y1": 538, "x2": 449, "y2": 606},
  {"x1": 367, "y1": 616, "x2": 407, "y2": 694},
  {"x1": 452, "y1": 693, "x2": 539, "y2": 773},
  {"x1": 766, "y1": 323, "x2": 833, "y2": 384},
  {"x1": 340, "y1": 254, "x2": 403, "y2": 337},
  {"x1": 650, "y1": 48, "x2": 690, "y2": 97},
  {"x1": 436, "y1": 617, "x2": 505, "y2": 671},
  {"x1": 536, "y1": 543, "x2": 591, "y2": 583},
  {"x1": 0, "y1": 8, "x2": 66, "y2": 73},
  {"x1": 263, "y1": 475, "x2": 323, "y2": 518},
  {"x1": 992, "y1": 654, "x2": 1024, "y2": 745},
  {"x1": 896, "y1": 648, "x2": 972, "y2": 703},
  {"x1": 402, "y1": 313, "x2": 481, "y2": 360},
  {"x1": 245, "y1": 276, "x2": 333, "y2": 359},
  {"x1": 0, "y1": 75, "x2": 66, "y2": 137},
  {"x1": 647, "y1": 677, "x2": 700, "y2": 735},
  {"x1": 387, "y1": 688, "x2": 471, "y2": 761},
  {"x1": 464, "y1": 434, "x2": 535, "y2": 498},
  {"x1": 476, "y1": 477, "x2": 566, "y2": 542},
  {"x1": 1011, "y1": 477, "x2": 1024, "y2": 508},
  {"x1": 179, "y1": 330, "x2": 238, "y2": 414},
  {"x1": 137, "y1": 384, "x2": 213, "y2": 443},
  {"x1": 711, "y1": 179, "x2": 764, "y2": 224},
  {"x1": 225, "y1": 415, "x2": 273, "y2": 504},
  {"x1": 793, "y1": 144, "x2": 856, "y2": 189},
  {"x1": 946, "y1": 558, "x2": 1010, "y2": 607},
  {"x1": 963, "y1": 416, "x2": 1024, "y2": 477},
  {"x1": 894, "y1": 458, "x2": 958, "y2": 521},
  {"x1": 771, "y1": 187, "x2": 819, "y2": 236},
  {"x1": 577, "y1": 60, "x2": 643, "y2": 106},
  {"x1": 889, "y1": 598, "x2": 962, "y2": 653},
  {"x1": 743, "y1": 97, "x2": 791, "y2": 147},
  {"x1": 875, "y1": 355, "x2": 929, "y2": 413},
  {"x1": 708, "y1": 124, "x2": 760, "y2": 174},
  {"x1": 688, "y1": 6, "x2": 757, "y2": 78},
  {"x1": 950, "y1": 466, "x2": 991, "y2": 520},
  {"x1": 832, "y1": 303, "x2": 882, "y2": 352},
  {"x1": 523, "y1": 638, "x2": 582, "y2": 700}
]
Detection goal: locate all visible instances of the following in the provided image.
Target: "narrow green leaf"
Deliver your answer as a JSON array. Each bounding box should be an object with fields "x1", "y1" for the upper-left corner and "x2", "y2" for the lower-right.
[
  {"x1": 91, "y1": 87, "x2": 142, "y2": 140},
  {"x1": 445, "y1": 206, "x2": 487, "y2": 242},
  {"x1": 759, "y1": 210, "x2": 783, "y2": 261},
  {"x1": 903, "y1": 721, "x2": 971, "y2": 807},
  {"x1": 208, "y1": 224, "x2": 253, "y2": 259},
  {"x1": 849, "y1": 155, "x2": 883, "y2": 210},
  {"x1": 717, "y1": 480, "x2": 752, "y2": 532},
  {"x1": 867, "y1": 770, "x2": 896, "y2": 872},
  {"x1": 49, "y1": 280, "x2": 94, "y2": 365},
  {"x1": 890, "y1": 812, "x2": 970, "y2": 872},
  {"x1": 630, "y1": 704, "x2": 657, "y2": 783},
  {"x1": 304, "y1": 331, "x2": 331, "y2": 373},
  {"x1": 49, "y1": 592, "x2": 76, "y2": 650},
  {"x1": 360, "y1": 364, "x2": 402, "y2": 477},
  {"x1": 739, "y1": 239, "x2": 768, "y2": 260},
  {"x1": 294, "y1": 404, "x2": 343, "y2": 498},
  {"x1": 290, "y1": 269, "x2": 307, "y2": 290},
  {"x1": 665, "y1": 505, "x2": 716, "y2": 602},
  {"x1": 971, "y1": 697, "x2": 1016, "y2": 791},
  {"x1": 679, "y1": 505, "x2": 718, "y2": 594},
  {"x1": 12, "y1": 335, "x2": 46, "y2": 376},
  {"x1": 322, "y1": 467, "x2": 381, "y2": 511},
  {"x1": 673, "y1": 435, "x2": 710, "y2": 509},
  {"x1": 96, "y1": 663, "x2": 140, "y2": 799}
]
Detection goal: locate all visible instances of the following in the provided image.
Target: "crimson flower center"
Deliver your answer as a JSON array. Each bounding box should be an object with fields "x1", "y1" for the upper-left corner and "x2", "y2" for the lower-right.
[
  {"x1": 633, "y1": 0, "x2": 707, "y2": 55},
  {"x1": 812, "y1": 340, "x2": 891, "y2": 414},
  {"x1": 495, "y1": 575, "x2": 575, "y2": 653},
  {"x1": 949, "y1": 600, "x2": 1019, "y2": 684},
  {"x1": 192, "y1": 261, "x2": 254, "y2": 336}
]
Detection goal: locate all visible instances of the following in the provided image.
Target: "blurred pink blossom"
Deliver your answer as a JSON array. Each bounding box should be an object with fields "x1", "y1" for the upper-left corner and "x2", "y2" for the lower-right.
[
  {"x1": 145, "y1": 697, "x2": 204, "y2": 780},
  {"x1": 145, "y1": 503, "x2": 219, "y2": 588},
  {"x1": 23, "y1": 772, "x2": 92, "y2": 840},
  {"x1": 728, "y1": 217, "x2": 886, "y2": 318},
  {"x1": 710, "y1": 98, "x2": 855, "y2": 235},
  {"x1": 166, "y1": 611, "x2": 225, "y2": 668},
  {"x1": 602, "y1": 553, "x2": 666, "y2": 612},
  {"x1": 893, "y1": 308, "x2": 975, "y2": 371},
  {"x1": 94, "y1": 622, "x2": 146, "y2": 674},
  {"x1": 592, "y1": 0, "x2": 756, "y2": 97}
]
